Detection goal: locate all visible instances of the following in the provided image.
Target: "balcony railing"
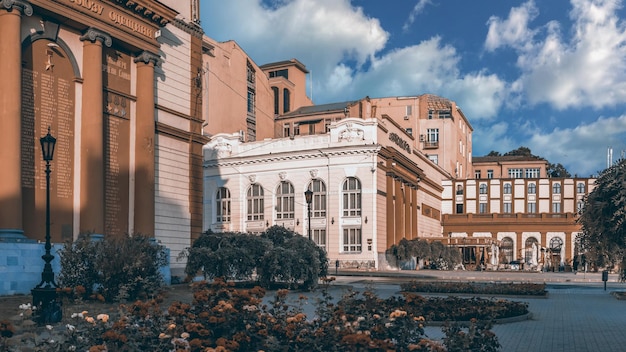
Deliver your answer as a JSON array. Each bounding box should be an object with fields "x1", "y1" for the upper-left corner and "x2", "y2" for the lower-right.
[{"x1": 423, "y1": 141, "x2": 439, "y2": 149}]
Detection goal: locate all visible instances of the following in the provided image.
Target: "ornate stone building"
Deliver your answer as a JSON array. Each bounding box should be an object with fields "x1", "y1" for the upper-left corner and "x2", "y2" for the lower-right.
[{"x1": 0, "y1": 0, "x2": 206, "y2": 274}]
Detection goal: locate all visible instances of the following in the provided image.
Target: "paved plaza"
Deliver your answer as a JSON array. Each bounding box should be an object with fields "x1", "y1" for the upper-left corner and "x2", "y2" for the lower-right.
[{"x1": 333, "y1": 269, "x2": 626, "y2": 352}]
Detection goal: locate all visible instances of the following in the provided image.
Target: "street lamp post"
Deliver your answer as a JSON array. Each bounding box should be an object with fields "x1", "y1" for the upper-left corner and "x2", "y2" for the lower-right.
[
  {"x1": 304, "y1": 189, "x2": 313, "y2": 241},
  {"x1": 32, "y1": 127, "x2": 62, "y2": 324}
]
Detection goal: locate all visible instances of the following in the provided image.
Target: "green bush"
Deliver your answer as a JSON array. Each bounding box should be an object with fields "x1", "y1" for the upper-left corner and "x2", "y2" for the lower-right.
[
  {"x1": 387, "y1": 238, "x2": 462, "y2": 270},
  {"x1": 183, "y1": 226, "x2": 328, "y2": 290},
  {"x1": 58, "y1": 233, "x2": 167, "y2": 302},
  {"x1": 183, "y1": 231, "x2": 270, "y2": 281}
]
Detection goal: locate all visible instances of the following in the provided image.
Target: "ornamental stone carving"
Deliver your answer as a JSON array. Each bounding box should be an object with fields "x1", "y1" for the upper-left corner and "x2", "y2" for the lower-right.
[
  {"x1": 278, "y1": 172, "x2": 287, "y2": 180},
  {"x1": 309, "y1": 169, "x2": 319, "y2": 178},
  {"x1": 214, "y1": 137, "x2": 232, "y2": 157},
  {"x1": 80, "y1": 27, "x2": 112, "y2": 47},
  {"x1": 1, "y1": 0, "x2": 33, "y2": 16},
  {"x1": 248, "y1": 174, "x2": 257, "y2": 183},
  {"x1": 339, "y1": 122, "x2": 364, "y2": 142},
  {"x1": 134, "y1": 50, "x2": 161, "y2": 67}
]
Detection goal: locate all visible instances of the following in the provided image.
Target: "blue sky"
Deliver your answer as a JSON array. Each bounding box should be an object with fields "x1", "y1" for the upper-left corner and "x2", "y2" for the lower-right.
[{"x1": 200, "y1": 0, "x2": 626, "y2": 177}]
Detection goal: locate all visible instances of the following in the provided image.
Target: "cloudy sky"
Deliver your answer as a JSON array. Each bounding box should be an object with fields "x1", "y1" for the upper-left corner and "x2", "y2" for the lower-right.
[{"x1": 200, "y1": 0, "x2": 626, "y2": 177}]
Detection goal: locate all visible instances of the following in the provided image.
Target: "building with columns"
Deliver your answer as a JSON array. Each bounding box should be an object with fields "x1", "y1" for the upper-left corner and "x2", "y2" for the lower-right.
[
  {"x1": 0, "y1": 0, "x2": 206, "y2": 274},
  {"x1": 203, "y1": 117, "x2": 447, "y2": 269}
]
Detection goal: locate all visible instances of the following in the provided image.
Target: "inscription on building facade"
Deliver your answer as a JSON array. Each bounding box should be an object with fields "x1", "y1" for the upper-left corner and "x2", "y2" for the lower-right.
[{"x1": 21, "y1": 40, "x2": 75, "y2": 242}]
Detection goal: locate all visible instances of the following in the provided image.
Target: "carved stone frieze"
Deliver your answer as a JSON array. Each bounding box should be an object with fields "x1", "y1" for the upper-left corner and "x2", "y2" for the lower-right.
[{"x1": 339, "y1": 122, "x2": 364, "y2": 142}]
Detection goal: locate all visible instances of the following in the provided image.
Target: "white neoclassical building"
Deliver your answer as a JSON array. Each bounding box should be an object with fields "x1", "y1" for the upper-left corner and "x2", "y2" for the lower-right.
[{"x1": 203, "y1": 117, "x2": 448, "y2": 269}]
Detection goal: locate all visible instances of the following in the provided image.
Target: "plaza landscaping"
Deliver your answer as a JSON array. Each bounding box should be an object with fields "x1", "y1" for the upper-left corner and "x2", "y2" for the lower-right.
[{"x1": 0, "y1": 277, "x2": 544, "y2": 351}]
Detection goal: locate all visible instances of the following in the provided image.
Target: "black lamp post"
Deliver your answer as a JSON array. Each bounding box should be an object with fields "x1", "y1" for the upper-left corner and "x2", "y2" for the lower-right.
[
  {"x1": 304, "y1": 189, "x2": 313, "y2": 241},
  {"x1": 32, "y1": 127, "x2": 62, "y2": 324}
]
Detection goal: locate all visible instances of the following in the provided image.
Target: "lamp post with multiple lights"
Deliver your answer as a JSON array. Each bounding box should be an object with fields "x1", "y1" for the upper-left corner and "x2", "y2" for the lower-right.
[
  {"x1": 304, "y1": 189, "x2": 313, "y2": 241},
  {"x1": 31, "y1": 127, "x2": 62, "y2": 324}
]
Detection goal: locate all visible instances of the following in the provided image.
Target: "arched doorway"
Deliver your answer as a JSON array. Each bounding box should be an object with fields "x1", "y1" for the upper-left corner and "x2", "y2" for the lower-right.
[
  {"x1": 501, "y1": 237, "x2": 514, "y2": 264},
  {"x1": 525, "y1": 237, "x2": 539, "y2": 266},
  {"x1": 549, "y1": 237, "x2": 564, "y2": 271}
]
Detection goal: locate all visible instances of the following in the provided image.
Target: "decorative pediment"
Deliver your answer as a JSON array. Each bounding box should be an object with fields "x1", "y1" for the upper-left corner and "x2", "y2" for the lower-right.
[
  {"x1": 339, "y1": 122, "x2": 364, "y2": 142},
  {"x1": 214, "y1": 137, "x2": 232, "y2": 157}
]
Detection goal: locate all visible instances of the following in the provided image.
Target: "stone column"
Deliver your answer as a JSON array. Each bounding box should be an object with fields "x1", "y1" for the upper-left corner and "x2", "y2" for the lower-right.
[
  {"x1": 394, "y1": 178, "x2": 404, "y2": 243},
  {"x1": 411, "y1": 186, "x2": 418, "y2": 238},
  {"x1": 385, "y1": 174, "x2": 394, "y2": 247},
  {"x1": 133, "y1": 51, "x2": 159, "y2": 236},
  {"x1": 0, "y1": 0, "x2": 32, "y2": 239},
  {"x1": 404, "y1": 183, "x2": 411, "y2": 239},
  {"x1": 79, "y1": 28, "x2": 111, "y2": 235}
]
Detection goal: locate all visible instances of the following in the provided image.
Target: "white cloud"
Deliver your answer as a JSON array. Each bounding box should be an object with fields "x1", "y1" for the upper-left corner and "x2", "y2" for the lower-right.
[
  {"x1": 201, "y1": 0, "x2": 507, "y2": 120},
  {"x1": 485, "y1": 1, "x2": 539, "y2": 52},
  {"x1": 525, "y1": 115, "x2": 626, "y2": 176},
  {"x1": 403, "y1": 0, "x2": 434, "y2": 32},
  {"x1": 472, "y1": 122, "x2": 516, "y2": 155},
  {"x1": 202, "y1": 0, "x2": 388, "y2": 80},
  {"x1": 487, "y1": 0, "x2": 626, "y2": 110}
]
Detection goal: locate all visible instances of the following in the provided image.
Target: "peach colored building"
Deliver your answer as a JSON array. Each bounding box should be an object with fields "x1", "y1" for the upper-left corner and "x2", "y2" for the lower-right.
[
  {"x1": 472, "y1": 155, "x2": 549, "y2": 179},
  {"x1": 201, "y1": 37, "x2": 277, "y2": 142},
  {"x1": 0, "y1": 0, "x2": 206, "y2": 274}
]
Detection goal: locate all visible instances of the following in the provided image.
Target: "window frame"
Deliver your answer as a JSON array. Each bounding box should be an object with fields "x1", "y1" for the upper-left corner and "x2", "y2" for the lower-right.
[
  {"x1": 308, "y1": 179, "x2": 327, "y2": 217},
  {"x1": 342, "y1": 227, "x2": 362, "y2": 252},
  {"x1": 246, "y1": 184, "x2": 264, "y2": 221},
  {"x1": 342, "y1": 177, "x2": 362, "y2": 217},
  {"x1": 215, "y1": 187, "x2": 231, "y2": 223},
  {"x1": 275, "y1": 181, "x2": 295, "y2": 220}
]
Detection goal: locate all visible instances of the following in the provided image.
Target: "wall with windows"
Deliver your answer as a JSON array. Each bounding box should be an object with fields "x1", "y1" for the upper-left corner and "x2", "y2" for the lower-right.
[
  {"x1": 202, "y1": 37, "x2": 275, "y2": 141},
  {"x1": 441, "y1": 177, "x2": 595, "y2": 266},
  {"x1": 203, "y1": 117, "x2": 448, "y2": 269}
]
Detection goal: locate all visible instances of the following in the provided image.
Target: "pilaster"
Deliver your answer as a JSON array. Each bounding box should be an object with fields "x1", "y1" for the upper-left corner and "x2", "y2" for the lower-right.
[
  {"x1": 133, "y1": 50, "x2": 159, "y2": 236},
  {"x1": 0, "y1": 0, "x2": 32, "y2": 238},
  {"x1": 79, "y1": 27, "x2": 111, "y2": 234}
]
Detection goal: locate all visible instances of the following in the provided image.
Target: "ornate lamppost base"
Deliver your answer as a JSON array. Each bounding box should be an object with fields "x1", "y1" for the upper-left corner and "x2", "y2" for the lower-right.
[{"x1": 31, "y1": 287, "x2": 62, "y2": 324}]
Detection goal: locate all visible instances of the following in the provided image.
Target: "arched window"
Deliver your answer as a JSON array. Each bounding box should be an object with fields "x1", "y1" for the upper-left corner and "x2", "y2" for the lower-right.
[
  {"x1": 272, "y1": 86, "x2": 279, "y2": 115},
  {"x1": 501, "y1": 237, "x2": 514, "y2": 263},
  {"x1": 577, "y1": 200, "x2": 584, "y2": 213},
  {"x1": 552, "y1": 183, "x2": 561, "y2": 194},
  {"x1": 503, "y1": 183, "x2": 512, "y2": 194},
  {"x1": 549, "y1": 237, "x2": 563, "y2": 252},
  {"x1": 276, "y1": 181, "x2": 295, "y2": 219},
  {"x1": 283, "y1": 88, "x2": 290, "y2": 113},
  {"x1": 528, "y1": 183, "x2": 536, "y2": 194},
  {"x1": 577, "y1": 182, "x2": 585, "y2": 194},
  {"x1": 479, "y1": 183, "x2": 488, "y2": 194},
  {"x1": 342, "y1": 177, "x2": 362, "y2": 216},
  {"x1": 247, "y1": 184, "x2": 264, "y2": 221},
  {"x1": 216, "y1": 187, "x2": 231, "y2": 223},
  {"x1": 307, "y1": 179, "x2": 327, "y2": 217},
  {"x1": 524, "y1": 237, "x2": 538, "y2": 264}
]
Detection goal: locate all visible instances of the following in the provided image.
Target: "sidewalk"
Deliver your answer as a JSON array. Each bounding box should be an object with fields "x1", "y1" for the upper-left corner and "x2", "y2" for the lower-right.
[
  {"x1": 334, "y1": 269, "x2": 626, "y2": 352},
  {"x1": 334, "y1": 268, "x2": 615, "y2": 284}
]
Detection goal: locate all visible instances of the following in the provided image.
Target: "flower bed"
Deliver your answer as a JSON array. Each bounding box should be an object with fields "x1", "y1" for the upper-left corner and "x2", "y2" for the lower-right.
[
  {"x1": 0, "y1": 279, "x2": 519, "y2": 351},
  {"x1": 401, "y1": 280, "x2": 547, "y2": 296}
]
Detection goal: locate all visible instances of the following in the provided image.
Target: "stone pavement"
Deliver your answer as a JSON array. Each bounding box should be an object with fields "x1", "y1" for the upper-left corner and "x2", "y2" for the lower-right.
[{"x1": 334, "y1": 269, "x2": 626, "y2": 352}]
